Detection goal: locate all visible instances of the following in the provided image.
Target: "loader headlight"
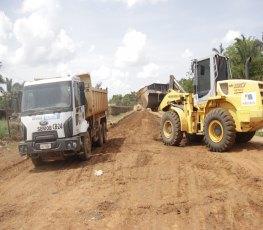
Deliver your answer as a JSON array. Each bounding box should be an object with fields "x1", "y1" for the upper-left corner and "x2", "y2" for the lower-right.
[{"x1": 219, "y1": 83, "x2": 228, "y2": 95}]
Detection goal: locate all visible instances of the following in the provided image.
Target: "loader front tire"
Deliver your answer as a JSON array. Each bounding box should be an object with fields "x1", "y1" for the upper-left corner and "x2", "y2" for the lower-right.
[
  {"x1": 235, "y1": 131, "x2": 255, "y2": 143},
  {"x1": 160, "y1": 111, "x2": 183, "y2": 146},
  {"x1": 204, "y1": 108, "x2": 236, "y2": 152}
]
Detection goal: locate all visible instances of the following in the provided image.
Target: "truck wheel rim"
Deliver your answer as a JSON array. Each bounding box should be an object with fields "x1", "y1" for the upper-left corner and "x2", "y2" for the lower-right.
[
  {"x1": 209, "y1": 120, "x2": 223, "y2": 143},
  {"x1": 163, "y1": 120, "x2": 173, "y2": 138}
]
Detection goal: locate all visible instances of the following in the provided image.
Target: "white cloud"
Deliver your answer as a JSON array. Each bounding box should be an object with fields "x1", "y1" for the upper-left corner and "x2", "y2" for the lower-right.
[
  {"x1": 115, "y1": 29, "x2": 146, "y2": 67},
  {"x1": 49, "y1": 29, "x2": 76, "y2": 61},
  {"x1": 21, "y1": 0, "x2": 59, "y2": 14},
  {"x1": 91, "y1": 66, "x2": 130, "y2": 96},
  {"x1": 0, "y1": 11, "x2": 12, "y2": 42},
  {"x1": 89, "y1": 44, "x2": 96, "y2": 53},
  {"x1": 182, "y1": 49, "x2": 193, "y2": 59},
  {"x1": 137, "y1": 63, "x2": 159, "y2": 79},
  {"x1": 12, "y1": 0, "x2": 76, "y2": 65},
  {"x1": 0, "y1": 44, "x2": 8, "y2": 59},
  {"x1": 102, "y1": 0, "x2": 165, "y2": 7},
  {"x1": 222, "y1": 30, "x2": 241, "y2": 45}
]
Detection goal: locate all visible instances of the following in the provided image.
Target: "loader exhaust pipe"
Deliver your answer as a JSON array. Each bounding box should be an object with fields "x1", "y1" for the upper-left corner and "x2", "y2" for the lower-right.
[{"x1": 245, "y1": 57, "x2": 251, "y2": 80}]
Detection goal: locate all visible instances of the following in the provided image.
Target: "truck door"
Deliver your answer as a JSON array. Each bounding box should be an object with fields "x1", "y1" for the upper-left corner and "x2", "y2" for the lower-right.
[{"x1": 73, "y1": 81, "x2": 85, "y2": 135}]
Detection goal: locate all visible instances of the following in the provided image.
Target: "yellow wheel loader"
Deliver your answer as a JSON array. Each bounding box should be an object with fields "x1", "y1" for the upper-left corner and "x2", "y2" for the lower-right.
[{"x1": 157, "y1": 55, "x2": 263, "y2": 152}]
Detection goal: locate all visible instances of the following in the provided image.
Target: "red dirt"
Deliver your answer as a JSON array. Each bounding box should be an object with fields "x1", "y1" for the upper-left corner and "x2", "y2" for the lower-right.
[{"x1": 1, "y1": 111, "x2": 263, "y2": 229}]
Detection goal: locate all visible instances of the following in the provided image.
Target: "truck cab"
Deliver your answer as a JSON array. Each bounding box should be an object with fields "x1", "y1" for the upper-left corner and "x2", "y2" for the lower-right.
[{"x1": 19, "y1": 74, "x2": 108, "y2": 167}]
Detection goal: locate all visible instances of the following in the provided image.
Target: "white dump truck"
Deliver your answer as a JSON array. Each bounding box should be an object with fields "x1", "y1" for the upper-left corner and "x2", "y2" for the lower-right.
[{"x1": 18, "y1": 73, "x2": 108, "y2": 167}]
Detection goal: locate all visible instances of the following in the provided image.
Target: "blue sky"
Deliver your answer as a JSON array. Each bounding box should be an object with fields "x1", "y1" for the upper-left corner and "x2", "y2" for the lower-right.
[{"x1": 0, "y1": 0, "x2": 262, "y2": 97}]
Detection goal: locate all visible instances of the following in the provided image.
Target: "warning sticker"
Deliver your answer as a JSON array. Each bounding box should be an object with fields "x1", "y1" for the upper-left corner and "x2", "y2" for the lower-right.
[{"x1": 241, "y1": 92, "x2": 257, "y2": 106}]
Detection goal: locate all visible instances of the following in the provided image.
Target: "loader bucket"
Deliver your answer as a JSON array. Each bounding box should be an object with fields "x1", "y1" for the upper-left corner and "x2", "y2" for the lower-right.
[{"x1": 136, "y1": 83, "x2": 169, "y2": 111}]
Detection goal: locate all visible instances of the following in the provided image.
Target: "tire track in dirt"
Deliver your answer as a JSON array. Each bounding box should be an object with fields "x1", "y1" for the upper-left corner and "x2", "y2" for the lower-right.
[{"x1": 1, "y1": 111, "x2": 263, "y2": 229}]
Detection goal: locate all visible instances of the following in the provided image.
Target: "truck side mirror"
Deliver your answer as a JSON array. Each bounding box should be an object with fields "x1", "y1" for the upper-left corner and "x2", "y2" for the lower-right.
[{"x1": 79, "y1": 82, "x2": 86, "y2": 106}]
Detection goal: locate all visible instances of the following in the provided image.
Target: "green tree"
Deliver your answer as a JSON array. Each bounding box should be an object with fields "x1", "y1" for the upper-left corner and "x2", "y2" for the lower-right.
[
  {"x1": 0, "y1": 62, "x2": 5, "y2": 85},
  {"x1": 95, "y1": 82, "x2": 102, "y2": 89},
  {"x1": 0, "y1": 74, "x2": 5, "y2": 84},
  {"x1": 109, "y1": 92, "x2": 138, "y2": 106},
  {"x1": 109, "y1": 94, "x2": 123, "y2": 105},
  {"x1": 212, "y1": 43, "x2": 224, "y2": 54},
  {"x1": 179, "y1": 77, "x2": 194, "y2": 93},
  {"x1": 224, "y1": 35, "x2": 263, "y2": 80},
  {"x1": 122, "y1": 92, "x2": 138, "y2": 106},
  {"x1": 5, "y1": 77, "x2": 13, "y2": 93}
]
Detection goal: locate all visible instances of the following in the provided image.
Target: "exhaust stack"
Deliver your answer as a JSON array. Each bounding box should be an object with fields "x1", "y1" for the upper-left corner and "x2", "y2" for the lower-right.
[{"x1": 245, "y1": 57, "x2": 252, "y2": 80}]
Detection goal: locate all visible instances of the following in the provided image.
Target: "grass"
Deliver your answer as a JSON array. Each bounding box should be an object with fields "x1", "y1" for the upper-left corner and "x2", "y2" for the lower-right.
[
  {"x1": 256, "y1": 130, "x2": 263, "y2": 137},
  {"x1": 0, "y1": 120, "x2": 19, "y2": 139}
]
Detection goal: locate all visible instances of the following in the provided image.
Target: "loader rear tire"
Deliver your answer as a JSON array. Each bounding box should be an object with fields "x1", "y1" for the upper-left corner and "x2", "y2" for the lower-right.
[
  {"x1": 186, "y1": 133, "x2": 204, "y2": 143},
  {"x1": 204, "y1": 108, "x2": 236, "y2": 152},
  {"x1": 79, "y1": 132, "x2": 91, "y2": 161},
  {"x1": 160, "y1": 111, "x2": 183, "y2": 146},
  {"x1": 235, "y1": 131, "x2": 255, "y2": 143}
]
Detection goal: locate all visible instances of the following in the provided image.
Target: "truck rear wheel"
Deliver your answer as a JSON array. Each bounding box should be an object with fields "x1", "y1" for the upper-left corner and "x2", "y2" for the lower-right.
[
  {"x1": 160, "y1": 111, "x2": 183, "y2": 146},
  {"x1": 204, "y1": 108, "x2": 236, "y2": 152},
  {"x1": 31, "y1": 156, "x2": 44, "y2": 167},
  {"x1": 79, "y1": 132, "x2": 91, "y2": 161},
  {"x1": 236, "y1": 131, "x2": 255, "y2": 143},
  {"x1": 102, "y1": 122, "x2": 107, "y2": 143},
  {"x1": 97, "y1": 124, "x2": 104, "y2": 147}
]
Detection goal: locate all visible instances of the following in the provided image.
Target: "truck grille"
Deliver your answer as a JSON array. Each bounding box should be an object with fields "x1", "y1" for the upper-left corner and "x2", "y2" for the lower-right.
[
  {"x1": 32, "y1": 131, "x2": 58, "y2": 150},
  {"x1": 32, "y1": 131, "x2": 58, "y2": 142}
]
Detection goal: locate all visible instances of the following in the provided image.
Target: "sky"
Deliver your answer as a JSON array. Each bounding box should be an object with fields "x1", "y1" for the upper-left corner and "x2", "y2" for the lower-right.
[{"x1": 0, "y1": 0, "x2": 262, "y2": 97}]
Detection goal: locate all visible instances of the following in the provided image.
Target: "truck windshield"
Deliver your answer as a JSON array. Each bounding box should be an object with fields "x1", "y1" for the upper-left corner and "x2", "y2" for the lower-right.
[{"x1": 21, "y1": 81, "x2": 72, "y2": 115}]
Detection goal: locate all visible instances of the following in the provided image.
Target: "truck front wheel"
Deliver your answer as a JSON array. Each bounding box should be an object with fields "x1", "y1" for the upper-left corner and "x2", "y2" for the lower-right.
[
  {"x1": 79, "y1": 132, "x2": 91, "y2": 161},
  {"x1": 160, "y1": 111, "x2": 183, "y2": 146},
  {"x1": 204, "y1": 108, "x2": 236, "y2": 152},
  {"x1": 31, "y1": 156, "x2": 44, "y2": 167}
]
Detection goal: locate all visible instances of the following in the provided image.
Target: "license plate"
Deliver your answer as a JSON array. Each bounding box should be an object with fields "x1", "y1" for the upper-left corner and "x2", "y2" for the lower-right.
[{"x1": 40, "y1": 143, "x2": 51, "y2": 150}]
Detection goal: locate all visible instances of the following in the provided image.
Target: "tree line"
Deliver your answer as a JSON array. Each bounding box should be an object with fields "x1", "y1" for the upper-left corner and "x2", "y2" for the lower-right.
[
  {"x1": 0, "y1": 62, "x2": 23, "y2": 113},
  {"x1": 177, "y1": 34, "x2": 263, "y2": 93}
]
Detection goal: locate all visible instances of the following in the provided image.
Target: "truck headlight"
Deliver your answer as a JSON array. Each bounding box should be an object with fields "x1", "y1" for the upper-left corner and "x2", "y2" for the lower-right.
[{"x1": 65, "y1": 140, "x2": 78, "y2": 150}]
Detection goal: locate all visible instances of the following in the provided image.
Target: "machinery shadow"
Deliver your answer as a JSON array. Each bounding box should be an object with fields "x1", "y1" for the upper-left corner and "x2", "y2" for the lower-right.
[{"x1": 30, "y1": 137, "x2": 125, "y2": 173}]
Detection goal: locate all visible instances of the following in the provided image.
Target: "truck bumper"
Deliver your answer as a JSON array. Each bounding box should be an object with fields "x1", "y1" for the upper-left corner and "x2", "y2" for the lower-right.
[{"x1": 18, "y1": 136, "x2": 81, "y2": 156}]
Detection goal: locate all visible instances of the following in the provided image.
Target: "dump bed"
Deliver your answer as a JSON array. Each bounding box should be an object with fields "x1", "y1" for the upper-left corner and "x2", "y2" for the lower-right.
[
  {"x1": 137, "y1": 83, "x2": 169, "y2": 110},
  {"x1": 78, "y1": 74, "x2": 108, "y2": 118}
]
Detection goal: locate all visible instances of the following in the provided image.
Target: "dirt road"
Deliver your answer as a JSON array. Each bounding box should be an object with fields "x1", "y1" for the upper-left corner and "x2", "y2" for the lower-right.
[{"x1": 1, "y1": 111, "x2": 263, "y2": 229}]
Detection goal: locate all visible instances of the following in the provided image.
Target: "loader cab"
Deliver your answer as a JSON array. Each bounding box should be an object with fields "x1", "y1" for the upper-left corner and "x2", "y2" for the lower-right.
[{"x1": 192, "y1": 55, "x2": 231, "y2": 105}]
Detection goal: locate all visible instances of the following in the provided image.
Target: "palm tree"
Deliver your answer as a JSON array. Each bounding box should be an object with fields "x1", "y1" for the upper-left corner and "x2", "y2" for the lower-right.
[
  {"x1": 212, "y1": 43, "x2": 224, "y2": 55},
  {"x1": 5, "y1": 77, "x2": 13, "y2": 93},
  {"x1": 225, "y1": 34, "x2": 263, "y2": 79},
  {"x1": 234, "y1": 35, "x2": 263, "y2": 64},
  {"x1": 0, "y1": 62, "x2": 5, "y2": 84},
  {"x1": 0, "y1": 74, "x2": 5, "y2": 84}
]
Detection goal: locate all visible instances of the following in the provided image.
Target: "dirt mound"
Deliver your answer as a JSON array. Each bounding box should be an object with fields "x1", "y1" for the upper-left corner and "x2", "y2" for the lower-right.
[{"x1": 0, "y1": 111, "x2": 263, "y2": 229}]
